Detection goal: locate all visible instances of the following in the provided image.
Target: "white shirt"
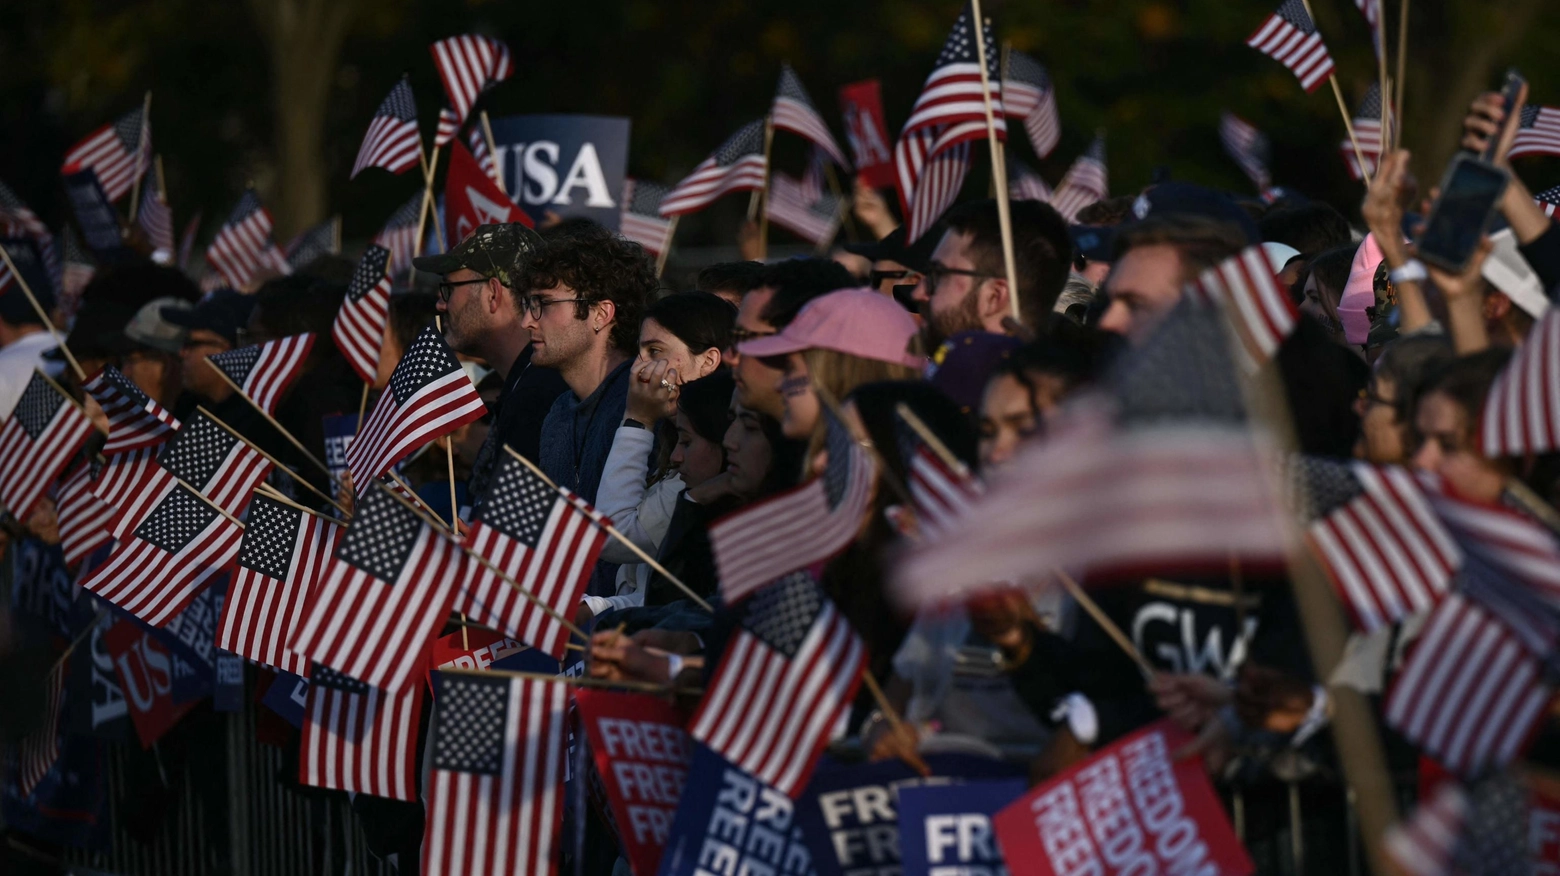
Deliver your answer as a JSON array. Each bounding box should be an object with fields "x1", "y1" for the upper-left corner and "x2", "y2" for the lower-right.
[{"x1": 0, "y1": 332, "x2": 65, "y2": 419}]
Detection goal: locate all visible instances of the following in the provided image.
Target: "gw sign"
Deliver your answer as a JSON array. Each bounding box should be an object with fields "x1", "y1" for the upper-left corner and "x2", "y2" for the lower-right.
[{"x1": 486, "y1": 114, "x2": 630, "y2": 231}]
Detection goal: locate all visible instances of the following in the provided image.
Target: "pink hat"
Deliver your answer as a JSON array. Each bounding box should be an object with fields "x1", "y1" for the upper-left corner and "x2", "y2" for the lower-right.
[
  {"x1": 1338, "y1": 233, "x2": 1383, "y2": 345},
  {"x1": 739, "y1": 287, "x2": 925, "y2": 370}
]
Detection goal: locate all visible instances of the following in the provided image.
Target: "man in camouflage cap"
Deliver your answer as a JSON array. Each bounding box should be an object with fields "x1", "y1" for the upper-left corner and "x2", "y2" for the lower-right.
[{"x1": 413, "y1": 223, "x2": 567, "y2": 502}]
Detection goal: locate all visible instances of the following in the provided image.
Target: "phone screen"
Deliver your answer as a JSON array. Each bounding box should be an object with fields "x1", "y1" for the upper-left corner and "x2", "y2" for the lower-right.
[{"x1": 1418, "y1": 159, "x2": 1508, "y2": 270}]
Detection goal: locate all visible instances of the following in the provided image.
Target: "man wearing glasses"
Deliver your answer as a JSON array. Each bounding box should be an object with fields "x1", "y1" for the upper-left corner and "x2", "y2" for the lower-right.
[{"x1": 413, "y1": 223, "x2": 567, "y2": 502}]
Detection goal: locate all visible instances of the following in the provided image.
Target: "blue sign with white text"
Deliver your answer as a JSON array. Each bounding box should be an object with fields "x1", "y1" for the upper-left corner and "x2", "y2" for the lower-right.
[
  {"x1": 658, "y1": 743, "x2": 815, "y2": 876},
  {"x1": 486, "y1": 114, "x2": 630, "y2": 230},
  {"x1": 896, "y1": 780, "x2": 1027, "y2": 876}
]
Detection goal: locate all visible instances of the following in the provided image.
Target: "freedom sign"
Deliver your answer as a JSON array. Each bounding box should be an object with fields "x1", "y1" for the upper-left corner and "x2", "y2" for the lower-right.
[
  {"x1": 993, "y1": 722, "x2": 1252, "y2": 876},
  {"x1": 575, "y1": 689, "x2": 691, "y2": 876},
  {"x1": 898, "y1": 779, "x2": 1028, "y2": 876},
  {"x1": 486, "y1": 114, "x2": 630, "y2": 231},
  {"x1": 658, "y1": 743, "x2": 815, "y2": 876}
]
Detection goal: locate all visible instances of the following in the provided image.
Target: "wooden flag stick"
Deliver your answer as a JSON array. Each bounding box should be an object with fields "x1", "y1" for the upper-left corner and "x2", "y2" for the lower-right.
[
  {"x1": 437, "y1": 664, "x2": 700, "y2": 696},
  {"x1": 655, "y1": 216, "x2": 679, "y2": 279},
  {"x1": 201, "y1": 370, "x2": 340, "y2": 488},
  {"x1": 154, "y1": 155, "x2": 169, "y2": 202},
  {"x1": 256, "y1": 481, "x2": 340, "y2": 522},
  {"x1": 479, "y1": 111, "x2": 504, "y2": 189},
  {"x1": 822, "y1": 163, "x2": 860, "y2": 241},
  {"x1": 968, "y1": 0, "x2": 1021, "y2": 326},
  {"x1": 127, "y1": 91, "x2": 153, "y2": 225},
  {"x1": 413, "y1": 144, "x2": 442, "y2": 259},
  {"x1": 0, "y1": 244, "x2": 84, "y2": 382},
  {"x1": 49, "y1": 606, "x2": 109, "y2": 674},
  {"x1": 755, "y1": 116, "x2": 776, "y2": 260},
  {"x1": 1376, "y1": 16, "x2": 1392, "y2": 152},
  {"x1": 895, "y1": 403, "x2": 972, "y2": 479},
  {"x1": 197, "y1": 405, "x2": 352, "y2": 516},
  {"x1": 1054, "y1": 568, "x2": 1156, "y2": 680},
  {"x1": 1332, "y1": 76, "x2": 1372, "y2": 187},
  {"x1": 445, "y1": 435, "x2": 461, "y2": 531},
  {"x1": 860, "y1": 670, "x2": 931, "y2": 777},
  {"x1": 356, "y1": 381, "x2": 371, "y2": 437},
  {"x1": 373, "y1": 475, "x2": 590, "y2": 642},
  {"x1": 502, "y1": 446, "x2": 714, "y2": 612},
  {"x1": 1394, "y1": 0, "x2": 1409, "y2": 147}
]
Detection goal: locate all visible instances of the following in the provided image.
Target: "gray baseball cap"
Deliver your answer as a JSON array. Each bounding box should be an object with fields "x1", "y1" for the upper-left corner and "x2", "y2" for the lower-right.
[
  {"x1": 411, "y1": 223, "x2": 542, "y2": 287},
  {"x1": 125, "y1": 296, "x2": 191, "y2": 353}
]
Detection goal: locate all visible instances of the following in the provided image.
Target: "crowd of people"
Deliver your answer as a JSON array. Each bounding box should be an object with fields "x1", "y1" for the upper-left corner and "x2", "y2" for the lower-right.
[{"x1": 4, "y1": 76, "x2": 1560, "y2": 874}]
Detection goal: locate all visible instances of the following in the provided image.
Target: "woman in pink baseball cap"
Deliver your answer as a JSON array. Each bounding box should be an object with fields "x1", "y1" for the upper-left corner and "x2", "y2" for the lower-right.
[{"x1": 737, "y1": 287, "x2": 926, "y2": 449}]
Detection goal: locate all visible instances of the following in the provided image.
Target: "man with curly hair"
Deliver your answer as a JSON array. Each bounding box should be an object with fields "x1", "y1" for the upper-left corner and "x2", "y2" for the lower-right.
[{"x1": 514, "y1": 222, "x2": 650, "y2": 516}]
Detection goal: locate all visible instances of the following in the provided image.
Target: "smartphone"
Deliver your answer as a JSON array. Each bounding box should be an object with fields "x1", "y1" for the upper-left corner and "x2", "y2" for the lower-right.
[
  {"x1": 1485, "y1": 69, "x2": 1526, "y2": 162},
  {"x1": 1416, "y1": 155, "x2": 1509, "y2": 272}
]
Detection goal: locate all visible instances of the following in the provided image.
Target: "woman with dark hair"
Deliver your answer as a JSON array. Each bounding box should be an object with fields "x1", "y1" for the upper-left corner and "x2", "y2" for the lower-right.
[
  {"x1": 1410, "y1": 349, "x2": 1516, "y2": 504},
  {"x1": 1292, "y1": 243, "x2": 1360, "y2": 347}
]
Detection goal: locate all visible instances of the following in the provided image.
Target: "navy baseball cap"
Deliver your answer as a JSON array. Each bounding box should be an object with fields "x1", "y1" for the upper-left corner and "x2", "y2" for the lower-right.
[
  {"x1": 843, "y1": 225, "x2": 941, "y2": 273},
  {"x1": 161, "y1": 288, "x2": 257, "y2": 345},
  {"x1": 1128, "y1": 182, "x2": 1260, "y2": 244}
]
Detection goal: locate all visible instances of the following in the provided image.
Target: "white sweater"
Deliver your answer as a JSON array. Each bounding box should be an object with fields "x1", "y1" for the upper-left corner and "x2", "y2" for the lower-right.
[{"x1": 582, "y1": 425, "x2": 683, "y2": 616}]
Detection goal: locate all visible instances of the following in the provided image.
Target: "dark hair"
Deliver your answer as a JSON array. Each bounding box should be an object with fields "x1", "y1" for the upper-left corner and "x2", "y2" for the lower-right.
[
  {"x1": 1290, "y1": 243, "x2": 1360, "y2": 317},
  {"x1": 254, "y1": 275, "x2": 346, "y2": 337},
  {"x1": 1375, "y1": 335, "x2": 1455, "y2": 422},
  {"x1": 1415, "y1": 349, "x2": 1514, "y2": 435},
  {"x1": 758, "y1": 258, "x2": 857, "y2": 328},
  {"x1": 1112, "y1": 216, "x2": 1248, "y2": 285},
  {"x1": 678, "y1": 370, "x2": 736, "y2": 446},
  {"x1": 1074, "y1": 196, "x2": 1138, "y2": 227},
  {"x1": 1000, "y1": 322, "x2": 1109, "y2": 387},
  {"x1": 1276, "y1": 316, "x2": 1370, "y2": 456},
  {"x1": 293, "y1": 254, "x2": 357, "y2": 285},
  {"x1": 696, "y1": 262, "x2": 766, "y2": 298},
  {"x1": 1258, "y1": 203, "x2": 1353, "y2": 257},
  {"x1": 388, "y1": 291, "x2": 439, "y2": 351},
  {"x1": 753, "y1": 408, "x2": 809, "y2": 497},
  {"x1": 942, "y1": 198, "x2": 1073, "y2": 331},
  {"x1": 79, "y1": 260, "x2": 200, "y2": 312},
  {"x1": 644, "y1": 292, "x2": 736, "y2": 355},
  {"x1": 848, "y1": 381, "x2": 979, "y2": 485},
  {"x1": 514, "y1": 222, "x2": 654, "y2": 356}
]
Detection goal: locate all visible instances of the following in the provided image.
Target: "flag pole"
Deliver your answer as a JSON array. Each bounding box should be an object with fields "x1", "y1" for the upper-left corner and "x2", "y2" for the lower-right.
[
  {"x1": 1294, "y1": 0, "x2": 1371, "y2": 185},
  {"x1": 1055, "y1": 569, "x2": 1155, "y2": 680},
  {"x1": 655, "y1": 216, "x2": 679, "y2": 278},
  {"x1": 154, "y1": 155, "x2": 169, "y2": 203},
  {"x1": 859, "y1": 670, "x2": 932, "y2": 777},
  {"x1": 413, "y1": 144, "x2": 442, "y2": 258},
  {"x1": 755, "y1": 116, "x2": 776, "y2": 260},
  {"x1": 968, "y1": 0, "x2": 1022, "y2": 327},
  {"x1": 356, "y1": 381, "x2": 371, "y2": 437},
  {"x1": 0, "y1": 244, "x2": 84, "y2": 382},
  {"x1": 196, "y1": 406, "x2": 352, "y2": 516},
  {"x1": 203, "y1": 367, "x2": 339, "y2": 487},
  {"x1": 823, "y1": 164, "x2": 860, "y2": 242},
  {"x1": 1376, "y1": 17, "x2": 1392, "y2": 152},
  {"x1": 1394, "y1": 0, "x2": 1409, "y2": 147},
  {"x1": 479, "y1": 111, "x2": 504, "y2": 189},
  {"x1": 445, "y1": 435, "x2": 461, "y2": 530},
  {"x1": 127, "y1": 91, "x2": 152, "y2": 225}
]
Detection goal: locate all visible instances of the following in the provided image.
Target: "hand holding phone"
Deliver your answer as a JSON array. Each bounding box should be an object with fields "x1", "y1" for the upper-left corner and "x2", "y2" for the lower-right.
[{"x1": 1416, "y1": 156, "x2": 1508, "y2": 272}]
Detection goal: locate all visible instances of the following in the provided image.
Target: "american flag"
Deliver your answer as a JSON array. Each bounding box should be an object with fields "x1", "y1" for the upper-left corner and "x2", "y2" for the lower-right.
[
  {"x1": 206, "y1": 189, "x2": 288, "y2": 289},
  {"x1": 458, "y1": 452, "x2": 609, "y2": 659},
  {"x1": 289, "y1": 482, "x2": 466, "y2": 692},
  {"x1": 0, "y1": 372, "x2": 96, "y2": 521},
  {"x1": 333, "y1": 245, "x2": 394, "y2": 384},
  {"x1": 81, "y1": 483, "x2": 245, "y2": 626},
  {"x1": 894, "y1": 301, "x2": 1292, "y2": 607},
  {"x1": 690, "y1": 572, "x2": 865, "y2": 797},
  {"x1": 352, "y1": 78, "x2": 423, "y2": 179},
  {"x1": 92, "y1": 448, "x2": 163, "y2": 538},
  {"x1": 61, "y1": 231, "x2": 95, "y2": 308},
  {"x1": 60, "y1": 105, "x2": 151, "y2": 202},
  {"x1": 1008, "y1": 157, "x2": 1052, "y2": 202},
  {"x1": 374, "y1": 194, "x2": 423, "y2": 277},
  {"x1": 207, "y1": 333, "x2": 315, "y2": 415},
  {"x1": 284, "y1": 217, "x2": 339, "y2": 271},
  {"x1": 1383, "y1": 592, "x2": 1551, "y2": 778},
  {"x1": 219, "y1": 495, "x2": 342, "y2": 675},
  {"x1": 1509, "y1": 105, "x2": 1560, "y2": 160},
  {"x1": 347, "y1": 323, "x2": 485, "y2": 485},
  {"x1": 423, "y1": 672, "x2": 567, "y2": 876},
  {"x1": 1384, "y1": 782, "x2": 1466, "y2": 876},
  {"x1": 104, "y1": 409, "x2": 274, "y2": 539},
  {"x1": 0, "y1": 179, "x2": 48, "y2": 239},
  {"x1": 1384, "y1": 774, "x2": 1531, "y2": 876},
  {"x1": 1049, "y1": 136, "x2": 1109, "y2": 222},
  {"x1": 1340, "y1": 84, "x2": 1387, "y2": 181},
  {"x1": 1285, "y1": 456, "x2": 1460, "y2": 633},
  {"x1": 1220, "y1": 112, "x2": 1272, "y2": 191},
  {"x1": 57, "y1": 460, "x2": 114, "y2": 568},
  {"x1": 1184, "y1": 244, "x2": 1297, "y2": 367},
  {"x1": 658, "y1": 120, "x2": 769, "y2": 217},
  {"x1": 1423, "y1": 475, "x2": 1560, "y2": 607},
  {"x1": 17, "y1": 658, "x2": 65, "y2": 797},
  {"x1": 1002, "y1": 50, "x2": 1061, "y2": 159},
  {"x1": 83, "y1": 364, "x2": 179, "y2": 454},
  {"x1": 1246, "y1": 0, "x2": 1336, "y2": 94},
  {"x1": 765, "y1": 172, "x2": 841, "y2": 247},
  {"x1": 177, "y1": 212, "x2": 200, "y2": 271},
  {"x1": 618, "y1": 178, "x2": 674, "y2": 255},
  {"x1": 772, "y1": 64, "x2": 847, "y2": 167},
  {"x1": 896, "y1": 416, "x2": 981, "y2": 539},
  {"x1": 711, "y1": 404, "x2": 877, "y2": 605},
  {"x1": 429, "y1": 35, "x2": 513, "y2": 147},
  {"x1": 893, "y1": 4, "x2": 1004, "y2": 242},
  {"x1": 1353, "y1": 0, "x2": 1384, "y2": 56},
  {"x1": 467, "y1": 126, "x2": 498, "y2": 182},
  {"x1": 1481, "y1": 307, "x2": 1560, "y2": 456},
  {"x1": 137, "y1": 176, "x2": 175, "y2": 257},
  {"x1": 300, "y1": 663, "x2": 423, "y2": 801}
]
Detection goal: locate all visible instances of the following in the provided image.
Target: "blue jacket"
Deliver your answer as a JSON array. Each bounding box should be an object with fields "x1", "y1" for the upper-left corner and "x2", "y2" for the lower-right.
[{"x1": 538, "y1": 359, "x2": 633, "y2": 595}]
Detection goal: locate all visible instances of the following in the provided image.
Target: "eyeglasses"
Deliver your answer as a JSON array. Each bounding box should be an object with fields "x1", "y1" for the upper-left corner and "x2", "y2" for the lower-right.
[
  {"x1": 728, "y1": 326, "x2": 776, "y2": 347},
  {"x1": 519, "y1": 296, "x2": 591, "y2": 320},
  {"x1": 922, "y1": 262, "x2": 993, "y2": 290},
  {"x1": 436, "y1": 277, "x2": 488, "y2": 303}
]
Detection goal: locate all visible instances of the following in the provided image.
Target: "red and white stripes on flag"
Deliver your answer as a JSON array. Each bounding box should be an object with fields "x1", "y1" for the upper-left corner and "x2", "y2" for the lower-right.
[
  {"x1": 1383, "y1": 782, "x2": 1467, "y2": 876},
  {"x1": 92, "y1": 447, "x2": 163, "y2": 538},
  {"x1": 17, "y1": 658, "x2": 65, "y2": 797},
  {"x1": 457, "y1": 453, "x2": 609, "y2": 660},
  {"x1": 1302, "y1": 461, "x2": 1461, "y2": 633},
  {"x1": 1002, "y1": 50, "x2": 1061, "y2": 159},
  {"x1": 1219, "y1": 112, "x2": 1272, "y2": 192},
  {"x1": 423, "y1": 672, "x2": 567, "y2": 876},
  {"x1": 1423, "y1": 476, "x2": 1560, "y2": 607},
  {"x1": 658, "y1": 120, "x2": 769, "y2": 217},
  {"x1": 618, "y1": 178, "x2": 675, "y2": 256},
  {"x1": 893, "y1": 4, "x2": 1004, "y2": 242},
  {"x1": 60, "y1": 105, "x2": 150, "y2": 202},
  {"x1": 765, "y1": 172, "x2": 841, "y2": 246},
  {"x1": 352, "y1": 77, "x2": 423, "y2": 179},
  {"x1": 1536, "y1": 185, "x2": 1560, "y2": 218},
  {"x1": 84, "y1": 365, "x2": 179, "y2": 454},
  {"x1": 429, "y1": 35, "x2": 513, "y2": 147},
  {"x1": 1185, "y1": 244, "x2": 1298, "y2": 367},
  {"x1": 300, "y1": 665, "x2": 423, "y2": 801},
  {"x1": 206, "y1": 333, "x2": 314, "y2": 415},
  {"x1": 206, "y1": 189, "x2": 288, "y2": 290},
  {"x1": 333, "y1": 245, "x2": 395, "y2": 384},
  {"x1": 772, "y1": 63, "x2": 848, "y2": 167},
  {"x1": 375, "y1": 195, "x2": 423, "y2": 277},
  {"x1": 1510, "y1": 106, "x2": 1560, "y2": 160},
  {"x1": 906, "y1": 444, "x2": 981, "y2": 538},
  {"x1": 1481, "y1": 307, "x2": 1560, "y2": 457},
  {"x1": 219, "y1": 495, "x2": 342, "y2": 675},
  {"x1": 1384, "y1": 593, "x2": 1550, "y2": 778},
  {"x1": 57, "y1": 462, "x2": 114, "y2": 569},
  {"x1": 138, "y1": 173, "x2": 175, "y2": 257},
  {"x1": 1008, "y1": 158, "x2": 1052, "y2": 203},
  {"x1": 689, "y1": 573, "x2": 865, "y2": 797},
  {"x1": 1246, "y1": 0, "x2": 1336, "y2": 94},
  {"x1": 0, "y1": 372, "x2": 97, "y2": 521},
  {"x1": 289, "y1": 484, "x2": 467, "y2": 693},
  {"x1": 1048, "y1": 136, "x2": 1109, "y2": 223},
  {"x1": 103, "y1": 410, "x2": 272, "y2": 539},
  {"x1": 346, "y1": 324, "x2": 486, "y2": 485},
  {"x1": 81, "y1": 484, "x2": 245, "y2": 627},
  {"x1": 1340, "y1": 83, "x2": 1387, "y2": 181}
]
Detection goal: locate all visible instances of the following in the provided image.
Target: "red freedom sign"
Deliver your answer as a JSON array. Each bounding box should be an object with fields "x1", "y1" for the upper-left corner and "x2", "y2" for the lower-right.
[
  {"x1": 993, "y1": 721, "x2": 1253, "y2": 876},
  {"x1": 575, "y1": 689, "x2": 691, "y2": 876},
  {"x1": 838, "y1": 80, "x2": 896, "y2": 189}
]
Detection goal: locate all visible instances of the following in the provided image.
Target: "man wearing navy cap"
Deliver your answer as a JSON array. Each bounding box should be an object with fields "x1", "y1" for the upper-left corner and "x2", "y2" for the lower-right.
[{"x1": 163, "y1": 288, "x2": 257, "y2": 402}]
